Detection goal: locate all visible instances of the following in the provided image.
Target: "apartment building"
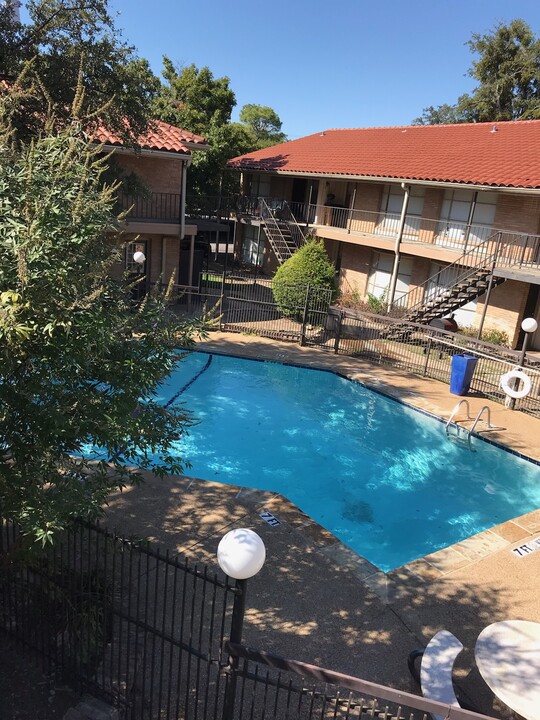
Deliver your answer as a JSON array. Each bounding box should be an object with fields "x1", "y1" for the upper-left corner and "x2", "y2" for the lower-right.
[
  {"x1": 96, "y1": 120, "x2": 208, "y2": 291},
  {"x1": 227, "y1": 121, "x2": 540, "y2": 349}
]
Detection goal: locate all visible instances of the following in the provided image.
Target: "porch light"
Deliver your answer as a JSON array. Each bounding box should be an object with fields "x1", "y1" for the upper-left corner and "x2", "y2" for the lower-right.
[
  {"x1": 217, "y1": 528, "x2": 266, "y2": 580},
  {"x1": 133, "y1": 251, "x2": 146, "y2": 265}
]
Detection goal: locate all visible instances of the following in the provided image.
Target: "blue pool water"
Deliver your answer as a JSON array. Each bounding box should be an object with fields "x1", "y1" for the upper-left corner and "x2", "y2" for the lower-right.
[{"x1": 144, "y1": 353, "x2": 540, "y2": 571}]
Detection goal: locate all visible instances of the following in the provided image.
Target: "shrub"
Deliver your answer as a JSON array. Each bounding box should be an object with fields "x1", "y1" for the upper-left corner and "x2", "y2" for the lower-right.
[
  {"x1": 458, "y1": 325, "x2": 510, "y2": 347},
  {"x1": 272, "y1": 238, "x2": 337, "y2": 319}
]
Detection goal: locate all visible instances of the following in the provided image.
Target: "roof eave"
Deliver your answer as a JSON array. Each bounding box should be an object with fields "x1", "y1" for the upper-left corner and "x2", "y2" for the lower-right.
[
  {"x1": 101, "y1": 143, "x2": 192, "y2": 160},
  {"x1": 227, "y1": 166, "x2": 540, "y2": 194}
]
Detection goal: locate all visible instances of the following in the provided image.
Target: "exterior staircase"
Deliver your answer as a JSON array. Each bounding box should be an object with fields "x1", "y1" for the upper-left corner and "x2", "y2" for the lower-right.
[
  {"x1": 386, "y1": 234, "x2": 506, "y2": 339},
  {"x1": 259, "y1": 198, "x2": 307, "y2": 264}
]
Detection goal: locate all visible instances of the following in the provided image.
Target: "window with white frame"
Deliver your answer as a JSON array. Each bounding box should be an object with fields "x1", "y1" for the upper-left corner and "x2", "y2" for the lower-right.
[
  {"x1": 377, "y1": 185, "x2": 425, "y2": 237},
  {"x1": 436, "y1": 189, "x2": 497, "y2": 248},
  {"x1": 367, "y1": 251, "x2": 412, "y2": 301}
]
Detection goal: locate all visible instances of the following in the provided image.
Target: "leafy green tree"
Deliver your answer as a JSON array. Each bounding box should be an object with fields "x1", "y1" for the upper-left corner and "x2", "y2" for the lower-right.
[
  {"x1": 152, "y1": 60, "x2": 286, "y2": 195},
  {"x1": 239, "y1": 103, "x2": 287, "y2": 148},
  {"x1": 414, "y1": 19, "x2": 540, "y2": 124},
  {"x1": 0, "y1": 0, "x2": 160, "y2": 143},
  {"x1": 152, "y1": 59, "x2": 250, "y2": 196},
  {"x1": 0, "y1": 82, "x2": 202, "y2": 543},
  {"x1": 153, "y1": 58, "x2": 235, "y2": 136},
  {"x1": 272, "y1": 238, "x2": 337, "y2": 319}
]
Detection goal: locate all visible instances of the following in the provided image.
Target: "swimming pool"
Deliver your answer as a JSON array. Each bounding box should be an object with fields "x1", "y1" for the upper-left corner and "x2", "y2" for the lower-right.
[{"x1": 148, "y1": 352, "x2": 540, "y2": 571}]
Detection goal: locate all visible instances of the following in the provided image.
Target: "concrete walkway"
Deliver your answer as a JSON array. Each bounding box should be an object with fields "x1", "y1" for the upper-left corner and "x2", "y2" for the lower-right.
[{"x1": 104, "y1": 332, "x2": 540, "y2": 719}]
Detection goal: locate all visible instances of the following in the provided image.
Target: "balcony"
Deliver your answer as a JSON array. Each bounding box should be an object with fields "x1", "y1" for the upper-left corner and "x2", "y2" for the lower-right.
[
  {"x1": 119, "y1": 192, "x2": 181, "y2": 223},
  {"x1": 244, "y1": 197, "x2": 540, "y2": 270}
]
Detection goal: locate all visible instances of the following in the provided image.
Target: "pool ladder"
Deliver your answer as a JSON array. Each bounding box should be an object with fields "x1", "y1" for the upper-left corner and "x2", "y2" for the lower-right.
[{"x1": 445, "y1": 400, "x2": 494, "y2": 451}]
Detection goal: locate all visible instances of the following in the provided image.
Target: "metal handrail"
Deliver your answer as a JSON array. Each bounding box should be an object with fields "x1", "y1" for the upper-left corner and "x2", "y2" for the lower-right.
[
  {"x1": 445, "y1": 399, "x2": 473, "y2": 430},
  {"x1": 392, "y1": 233, "x2": 501, "y2": 316},
  {"x1": 469, "y1": 406, "x2": 494, "y2": 435}
]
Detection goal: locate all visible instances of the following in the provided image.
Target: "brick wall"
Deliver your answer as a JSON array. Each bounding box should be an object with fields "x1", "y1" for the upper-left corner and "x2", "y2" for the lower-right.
[
  {"x1": 409, "y1": 256, "x2": 432, "y2": 294},
  {"x1": 348, "y1": 182, "x2": 382, "y2": 234},
  {"x1": 475, "y1": 279, "x2": 529, "y2": 347},
  {"x1": 418, "y1": 188, "x2": 444, "y2": 243},
  {"x1": 338, "y1": 244, "x2": 372, "y2": 296},
  {"x1": 494, "y1": 193, "x2": 540, "y2": 234},
  {"x1": 114, "y1": 154, "x2": 184, "y2": 195}
]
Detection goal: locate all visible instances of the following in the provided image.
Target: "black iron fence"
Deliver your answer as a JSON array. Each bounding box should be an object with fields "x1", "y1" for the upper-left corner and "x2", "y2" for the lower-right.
[
  {"x1": 0, "y1": 519, "x2": 240, "y2": 719},
  {"x1": 163, "y1": 273, "x2": 540, "y2": 416},
  {"x1": 225, "y1": 644, "x2": 495, "y2": 720},
  {"x1": 166, "y1": 271, "x2": 334, "y2": 345},
  {"x1": 1, "y1": 520, "x2": 498, "y2": 720},
  {"x1": 328, "y1": 308, "x2": 540, "y2": 416}
]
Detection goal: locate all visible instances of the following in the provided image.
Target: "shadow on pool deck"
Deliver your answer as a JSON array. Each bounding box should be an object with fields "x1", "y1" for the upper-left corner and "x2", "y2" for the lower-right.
[{"x1": 104, "y1": 333, "x2": 540, "y2": 719}]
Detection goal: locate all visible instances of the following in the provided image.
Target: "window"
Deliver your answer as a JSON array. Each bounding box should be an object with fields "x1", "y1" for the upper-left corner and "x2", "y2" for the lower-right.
[
  {"x1": 367, "y1": 252, "x2": 412, "y2": 301},
  {"x1": 125, "y1": 240, "x2": 147, "y2": 273},
  {"x1": 377, "y1": 185, "x2": 425, "y2": 237},
  {"x1": 242, "y1": 226, "x2": 264, "y2": 266},
  {"x1": 436, "y1": 190, "x2": 497, "y2": 248}
]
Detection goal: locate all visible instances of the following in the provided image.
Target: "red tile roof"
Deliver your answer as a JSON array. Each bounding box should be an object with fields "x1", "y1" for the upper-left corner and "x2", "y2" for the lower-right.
[
  {"x1": 95, "y1": 119, "x2": 208, "y2": 155},
  {"x1": 227, "y1": 121, "x2": 540, "y2": 189}
]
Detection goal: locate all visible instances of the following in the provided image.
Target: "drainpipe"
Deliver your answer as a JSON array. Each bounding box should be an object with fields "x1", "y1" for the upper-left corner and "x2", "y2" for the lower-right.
[
  {"x1": 180, "y1": 159, "x2": 188, "y2": 240},
  {"x1": 387, "y1": 183, "x2": 410, "y2": 311},
  {"x1": 306, "y1": 184, "x2": 313, "y2": 230},
  {"x1": 463, "y1": 191, "x2": 478, "y2": 254},
  {"x1": 348, "y1": 187, "x2": 357, "y2": 234},
  {"x1": 161, "y1": 235, "x2": 167, "y2": 290}
]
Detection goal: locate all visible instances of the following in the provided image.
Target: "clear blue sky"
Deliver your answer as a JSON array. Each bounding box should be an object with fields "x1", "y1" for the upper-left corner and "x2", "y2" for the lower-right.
[{"x1": 28, "y1": 0, "x2": 540, "y2": 138}]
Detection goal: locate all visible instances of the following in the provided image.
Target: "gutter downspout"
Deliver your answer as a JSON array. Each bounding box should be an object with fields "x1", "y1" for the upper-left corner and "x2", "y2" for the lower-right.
[
  {"x1": 180, "y1": 158, "x2": 189, "y2": 240},
  {"x1": 387, "y1": 183, "x2": 410, "y2": 311},
  {"x1": 463, "y1": 191, "x2": 478, "y2": 254}
]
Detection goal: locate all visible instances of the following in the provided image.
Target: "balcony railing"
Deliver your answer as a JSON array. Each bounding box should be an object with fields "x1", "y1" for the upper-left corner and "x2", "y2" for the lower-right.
[
  {"x1": 119, "y1": 192, "x2": 181, "y2": 223},
  {"x1": 185, "y1": 195, "x2": 540, "y2": 272}
]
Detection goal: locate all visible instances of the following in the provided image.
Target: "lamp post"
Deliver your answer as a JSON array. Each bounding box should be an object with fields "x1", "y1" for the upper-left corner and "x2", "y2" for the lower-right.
[
  {"x1": 217, "y1": 528, "x2": 266, "y2": 720},
  {"x1": 133, "y1": 250, "x2": 145, "y2": 265},
  {"x1": 506, "y1": 317, "x2": 538, "y2": 409}
]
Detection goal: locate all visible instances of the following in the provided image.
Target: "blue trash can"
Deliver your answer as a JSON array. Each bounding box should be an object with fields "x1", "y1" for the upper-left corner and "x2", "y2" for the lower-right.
[{"x1": 450, "y1": 354, "x2": 478, "y2": 395}]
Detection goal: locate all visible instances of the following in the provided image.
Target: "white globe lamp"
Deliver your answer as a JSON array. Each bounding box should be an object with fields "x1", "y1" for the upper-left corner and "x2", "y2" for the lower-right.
[
  {"x1": 217, "y1": 528, "x2": 266, "y2": 580},
  {"x1": 133, "y1": 251, "x2": 146, "y2": 265},
  {"x1": 521, "y1": 317, "x2": 538, "y2": 334}
]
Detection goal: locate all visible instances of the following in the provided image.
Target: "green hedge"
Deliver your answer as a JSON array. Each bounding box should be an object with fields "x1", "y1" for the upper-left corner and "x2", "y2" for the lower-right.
[{"x1": 271, "y1": 238, "x2": 337, "y2": 318}]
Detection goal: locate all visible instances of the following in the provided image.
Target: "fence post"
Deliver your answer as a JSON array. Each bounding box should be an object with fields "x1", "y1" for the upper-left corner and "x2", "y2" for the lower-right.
[
  {"x1": 300, "y1": 285, "x2": 311, "y2": 346},
  {"x1": 222, "y1": 578, "x2": 247, "y2": 720},
  {"x1": 219, "y1": 270, "x2": 226, "y2": 331},
  {"x1": 423, "y1": 335, "x2": 432, "y2": 376},
  {"x1": 334, "y1": 310, "x2": 344, "y2": 354}
]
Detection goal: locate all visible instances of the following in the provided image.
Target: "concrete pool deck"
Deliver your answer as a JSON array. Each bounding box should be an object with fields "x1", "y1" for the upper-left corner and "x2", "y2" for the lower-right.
[{"x1": 104, "y1": 331, "x2": 540, "y2": 718}]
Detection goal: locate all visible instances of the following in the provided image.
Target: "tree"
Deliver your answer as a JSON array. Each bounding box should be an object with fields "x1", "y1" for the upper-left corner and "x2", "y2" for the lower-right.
[
  {"x1": 0, "y1": 81, "x2": 203, "y2": 543},
  {"x1": 152, "y1": 60, "x2": 286, "y2": 195},
  {"x1": 0, "y1": 0, "x2": 160, "y2": 143},
  {"x1": 152, "y1": 59, "x2": 251, "y2": 196},
  {"x1": 239, "y1": 103, "x2": 287, "y2": 148},
  {"x1": 413, "y1": 19, "x2": 540, "y2": 124},
  {"x1": 272, "y1": 238, "x2": 337, "y2": 319}
]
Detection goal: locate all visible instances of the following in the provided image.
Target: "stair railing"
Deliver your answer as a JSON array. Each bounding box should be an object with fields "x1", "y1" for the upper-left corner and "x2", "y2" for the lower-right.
[
  {"x1": 259, "y1": 198, "x2": 305, "y2": 264},
  {"x1": 279, "y1": 201, "x2": 308, "y2": 248},
  {"x1": 389, "y1": 232, "x2": 502, "y2": 318}
]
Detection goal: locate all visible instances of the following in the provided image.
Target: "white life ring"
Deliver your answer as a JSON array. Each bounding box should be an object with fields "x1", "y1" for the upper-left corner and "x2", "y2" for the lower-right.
[{"x1": 500, "y1": 369, "x2": 532, "y2": 399}]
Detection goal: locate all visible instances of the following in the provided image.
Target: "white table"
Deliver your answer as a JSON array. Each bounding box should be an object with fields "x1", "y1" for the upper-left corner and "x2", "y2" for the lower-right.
[{"x1": 475, "y1": 620, "x2": 540, "y2": 720}]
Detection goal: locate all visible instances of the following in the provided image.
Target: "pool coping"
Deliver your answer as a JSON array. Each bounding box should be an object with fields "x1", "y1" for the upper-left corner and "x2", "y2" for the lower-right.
[{"x1": 189, "y1": 334, "x2": 540, "y2": 601}]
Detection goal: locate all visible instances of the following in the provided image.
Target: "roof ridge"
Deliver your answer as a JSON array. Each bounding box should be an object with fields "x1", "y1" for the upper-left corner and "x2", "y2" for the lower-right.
[{"x1": 322, "y1": 119, "x2": 540, "y2": 132}]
